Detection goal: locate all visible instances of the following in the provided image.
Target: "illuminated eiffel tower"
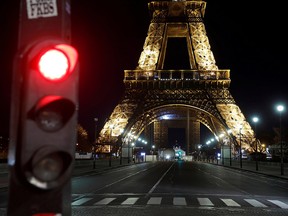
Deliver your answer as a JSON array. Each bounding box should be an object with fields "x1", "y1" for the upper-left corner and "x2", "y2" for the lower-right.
[{"x1": 96, "y1": 0, "x2": 256, "y2": 157}]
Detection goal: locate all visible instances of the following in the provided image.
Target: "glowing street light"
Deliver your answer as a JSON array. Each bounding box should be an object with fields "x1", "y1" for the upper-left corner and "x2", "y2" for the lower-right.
[
  {"x1": 109, "y1": 124, "x2": 114, "y2": 167},
  {"x1": 94, "y1": 118, "x2": 98, "y2": 143},
  {"x1": 227, "y1": 129, "x2": 232, "y2": 166},
  {"x1": 119, "y1": 129, "x2": 124, "y2": 165},
  {"x1": 252, "y1": 116, "x2": 259, "y2": 171},
  {"x1": 218, "y1": 133, "x2": 225, "y2": 165},
  {"x1": 239, "y1": 125, "x2": 243, "y2": 168},
  {"x1": 276, "y1": 104, "x2": 285, "y2": 175}
]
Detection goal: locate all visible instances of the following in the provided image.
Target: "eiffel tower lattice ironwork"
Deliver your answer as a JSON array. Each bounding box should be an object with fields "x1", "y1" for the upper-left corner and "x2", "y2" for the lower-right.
[{"x1": 96, "y1": 0, "x2": 256, "y2": 157}]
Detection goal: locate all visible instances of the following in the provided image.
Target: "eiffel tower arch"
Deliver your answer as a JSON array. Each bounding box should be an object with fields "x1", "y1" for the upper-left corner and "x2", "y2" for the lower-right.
[{"x1": 96, "y1": 0, "x2": 256, "y2": 157}]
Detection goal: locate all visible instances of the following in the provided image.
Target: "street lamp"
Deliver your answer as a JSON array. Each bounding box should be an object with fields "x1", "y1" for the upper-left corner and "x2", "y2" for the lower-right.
[
  {"x1": 127, "y1": 137, "x2": 131, "y2": 164},
  {"x1": 227, "y1": 129, "x2": 232, "y2": 166},
  {"x1": 131, "y1": 142, "x2": 135, "y2": 163},
  {"x1": 151, "y1": 145, "x2": 155, "y2": 161},
  {"x1": 239, "y1": 125, "x2": 243, "y2": 168},
  {"x1": 276, "y1": 104, "x2": 285, "y2": 175},
  {"x1": 252, "y1": 116, "x2": 259, "y2": 171},
  {"x1": 119, "y1": 129, "x2": 124, "y2": 165},
  {"x1": 92, "y1": 117, "x2": 98, "y2": 169},
  {"x1": 218, "y1": 133, "x2": 225, "y2": 165},
  {"x1": 127, "y1": 132, "x2": 133, "y2": 164},
  {"x1": 109, "y1": 124, "x2": 114, "y2": 167},
  {"x1": 94, "y1": 117, "x2": 98, "y2": 143}
]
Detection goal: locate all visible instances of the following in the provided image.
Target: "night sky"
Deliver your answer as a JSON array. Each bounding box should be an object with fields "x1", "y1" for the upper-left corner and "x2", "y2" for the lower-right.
[{"x1": 0, "y1": 0, "x2": 287, "y2": 144}]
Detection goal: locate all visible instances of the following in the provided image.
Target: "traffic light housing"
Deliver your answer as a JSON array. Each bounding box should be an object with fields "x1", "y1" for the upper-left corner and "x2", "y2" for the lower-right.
[
  {"x1": 8, "y1": 39, "x2": 79, "y2": 215},
  {"x1": 22, "y1": 39, "x2": 78, "y2": 189}
]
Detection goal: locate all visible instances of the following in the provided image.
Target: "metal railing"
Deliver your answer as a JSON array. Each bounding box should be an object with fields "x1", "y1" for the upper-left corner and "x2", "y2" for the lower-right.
[{"x1": 124, "y1": 69, "x2": 230, "y2": 81}]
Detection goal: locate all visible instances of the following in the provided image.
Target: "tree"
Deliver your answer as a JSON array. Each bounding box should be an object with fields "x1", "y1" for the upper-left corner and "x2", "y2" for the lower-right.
[{"x1": 77, "y1": 124, "x2": 91, "y2": 152}]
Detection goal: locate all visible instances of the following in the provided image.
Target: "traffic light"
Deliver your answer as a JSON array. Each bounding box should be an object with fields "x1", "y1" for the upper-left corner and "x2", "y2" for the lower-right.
[
  {"x1": 7, "y1": 39, "x2": 79, "y2": 215},
  {"x1": 7, "y1": 1, "x2": 79, "y2": 215},
  {"x1": 23, "y1": 39, "x2": 78, "y2": 188}
]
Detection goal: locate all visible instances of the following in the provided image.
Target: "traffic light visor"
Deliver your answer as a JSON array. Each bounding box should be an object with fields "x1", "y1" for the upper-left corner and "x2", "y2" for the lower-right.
[
  {"x1": 31, "y1": 95, "x2": 76, "y2": 132},
  {"x1": 28, "y1": 146, "x2": 73, "y2": 190}
]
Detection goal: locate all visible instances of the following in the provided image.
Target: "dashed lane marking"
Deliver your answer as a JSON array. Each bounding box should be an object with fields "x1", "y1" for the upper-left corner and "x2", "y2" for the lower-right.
[
  {"x1": 173, "y1": 197, "x2": 187, "y2": 206},
  {"x1": 244, "y1": 199, "x2": 267, "y2": 208},
  {"x1": 121, "y1": 197, "x2": 139, "y2": 205},
  {"x1": 94, "y1": 197, "x2": 116, "y2": 205},
  {"x1": 268, "y1": 200, "x2": 288, "y2": 209},
  {"x1": 71, "y1": 198, "x2": 93, "y2": 206},
  {"x1": 197, "y1": 198, "x2": 214, "y2": 206},
  {"x1": 147, "y1": 197, "x2": 162, "y2": 205},
  {"x1": 220, "y1": 198, "x2": 241, "y2": 207}
]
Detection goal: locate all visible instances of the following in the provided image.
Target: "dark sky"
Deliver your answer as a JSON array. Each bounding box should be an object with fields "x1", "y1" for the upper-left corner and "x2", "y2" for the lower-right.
[{"x1": 0, "y1": 0, "x2": 287, "y2": 142}]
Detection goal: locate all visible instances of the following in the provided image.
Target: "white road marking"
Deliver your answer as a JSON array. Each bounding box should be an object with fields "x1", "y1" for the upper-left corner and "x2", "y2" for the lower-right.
[
  {"x1": 221, "y1": 198, "x2": 241, "y2": 207},
  {"x1": 72, "y1": 198, "x2": 93, "y2": 206},
  {"x1": 121, "y1": 197, "x2": 139, "y2": 205},
  {"x1": 244, "y1": 199, "x2": 267, "y2": 207},
  {"x1": 147, "y1": 197, "x2": 162, "y2": 205},
  {"x1": 94, "y1": 197, "x2": 116, "y2": 205},
  {"x1": 173, "y1": 197, "x2": 187, "y2": 206},
  {"x1": 197, "y1": 198, "x2": 214, "y2": 206},
  {"x1": 268, "y1": 200, "x2": 288, "y2": 209}
]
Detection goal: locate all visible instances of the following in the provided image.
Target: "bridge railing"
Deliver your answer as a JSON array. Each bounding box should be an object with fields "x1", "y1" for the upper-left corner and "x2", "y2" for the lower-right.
[{"x1": 124, "y1": 69, "x2": 230, "y2": 81}]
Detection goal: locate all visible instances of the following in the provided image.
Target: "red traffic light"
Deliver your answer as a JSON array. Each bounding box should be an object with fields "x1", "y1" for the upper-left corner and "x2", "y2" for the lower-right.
[
  {"x1": 39, "y1": 49, "x2": 69, "y2": 80},
  {"x1": 37, "y1": 44, "x2": 78, "y2": 81}
]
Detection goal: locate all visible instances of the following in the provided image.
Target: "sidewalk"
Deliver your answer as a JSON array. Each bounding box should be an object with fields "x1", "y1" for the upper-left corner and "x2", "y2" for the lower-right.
[{"x1": 208, "y1": 158, "x2": 288, "y2": 180}]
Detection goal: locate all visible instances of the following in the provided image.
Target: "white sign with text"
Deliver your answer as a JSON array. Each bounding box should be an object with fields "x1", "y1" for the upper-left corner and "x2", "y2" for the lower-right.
[{"x1": 26, "y1": 0, "x2": 58, "y2": 19}]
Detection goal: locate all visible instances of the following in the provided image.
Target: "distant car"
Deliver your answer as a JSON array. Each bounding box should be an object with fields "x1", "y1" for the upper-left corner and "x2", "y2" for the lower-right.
[
  {"x1": 242, "y1": 154, "x2": 248, "y2": 159},
  {"x1": 266, "y1": 153, "x2": 272, "y2": 160}
]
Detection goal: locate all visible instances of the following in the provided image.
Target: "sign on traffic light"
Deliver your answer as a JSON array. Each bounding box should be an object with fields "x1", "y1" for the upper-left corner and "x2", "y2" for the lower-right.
[{"x1": 7, "y1": 0, "x2": 79, "y2": 215}]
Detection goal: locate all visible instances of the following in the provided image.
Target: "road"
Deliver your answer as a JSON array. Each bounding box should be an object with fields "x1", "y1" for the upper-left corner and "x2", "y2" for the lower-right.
[
  {"x1": 1, "y1": 161, "x2": 288, "y2": 215},
  {"x1": 71, "y1": 161, "x2": 288, "y2": 216}
]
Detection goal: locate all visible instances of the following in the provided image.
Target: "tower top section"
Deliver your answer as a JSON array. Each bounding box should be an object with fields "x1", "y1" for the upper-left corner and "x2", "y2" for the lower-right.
[
  {"x1": 148, "y1": 0, "x2": 206, "y2": 22},
  {"x1": 134, "y1": 0, "x2": 219, "y2": 73}
]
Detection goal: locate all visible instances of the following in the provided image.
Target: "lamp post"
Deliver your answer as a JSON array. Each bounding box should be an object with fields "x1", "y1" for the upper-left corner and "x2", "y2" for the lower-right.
[
  {"x1": 94, "y1": 117, "x2": 98, "y2": 143},
  {"x1": 218, "y1": 134, "x2": 225, "y2": 165},
  {"x1": 131, "y1": 142, "x2": 135, "y2": 163},
  {"x1": 119, "y1": 129, "x2": 124, "y2": 165},
  {"x1": 127, "y1": 133, "x2": 132, "y2": 164},
  {"x1": 109, "y1": 125, "x2": 114, "y2": 167},
  {"x1": 252, "y1": 116, "x2": 259, "y2": 171},
  {"x1": 93, "y1": 117, "x2": 98, "y2": 169},
  {"x1": 128, "y1": 140, "x2": 130, "y2": 164},
  {"x1": 227, "y1": 129, "x2": 232, "y2": 166},
  {"x1": 276, "y1": 104, "x2": 285, "y2": 175},
  {"x1": 239, "y1": 125, "x2": 243, "y2": 168},
  {"x1": 120, "y1": 138, "x2": 123, "y2": 165}
]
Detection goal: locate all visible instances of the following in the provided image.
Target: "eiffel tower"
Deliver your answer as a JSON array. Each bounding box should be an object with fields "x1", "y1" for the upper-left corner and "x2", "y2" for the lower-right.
[{"x1": 96, "y1": 0, "x2": 256, "y2": 157}]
